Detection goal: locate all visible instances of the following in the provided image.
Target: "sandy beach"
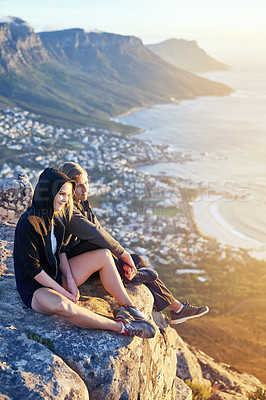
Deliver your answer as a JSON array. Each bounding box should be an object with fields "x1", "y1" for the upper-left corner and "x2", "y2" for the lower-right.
[{"x1": 190, "y1": 196, "x2": 266, "y2": 260}]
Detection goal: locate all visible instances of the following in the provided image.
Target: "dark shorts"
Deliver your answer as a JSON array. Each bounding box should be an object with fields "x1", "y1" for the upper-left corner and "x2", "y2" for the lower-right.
[
  {"x1": 19, "y1": 271, "x2": 62, "y2": 309},
  {"x1": 20, "y1": 292, "x2": 36, "y2": 309}
]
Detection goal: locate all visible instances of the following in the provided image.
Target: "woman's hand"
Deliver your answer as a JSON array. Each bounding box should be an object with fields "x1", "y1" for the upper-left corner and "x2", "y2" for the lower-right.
[
  {"x1": 66, "y1": 278, "x2": 80, "y2": 303},
  {"x1": 59, "y1": 253, "x2": 80, "y2": 303},
  {"x1": 61, "y1": 288, "x2": 79, "y2": 303},
  {"x1": 34, "y1": 270, "x2": 79, "y2": 303}
]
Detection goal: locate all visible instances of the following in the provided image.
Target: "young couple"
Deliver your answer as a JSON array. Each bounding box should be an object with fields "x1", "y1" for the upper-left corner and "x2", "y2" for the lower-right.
[{"x1": 13, "y1": 163, "x2": 209, "y2": 339}]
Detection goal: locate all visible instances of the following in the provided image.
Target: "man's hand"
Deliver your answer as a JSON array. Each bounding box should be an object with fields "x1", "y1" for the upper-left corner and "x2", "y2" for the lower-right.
[
  {"x1": 121, "y1": 251, "x2": 137, "y2": 280},
  {"x1": 121, "y1": 251, "x2": 136, "y2": 270}
]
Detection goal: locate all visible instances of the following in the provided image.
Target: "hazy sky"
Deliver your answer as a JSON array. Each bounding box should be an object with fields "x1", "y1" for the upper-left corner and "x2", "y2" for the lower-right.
[{"x1": 1, "y1": 0, "x2": 265, "y2": 66}]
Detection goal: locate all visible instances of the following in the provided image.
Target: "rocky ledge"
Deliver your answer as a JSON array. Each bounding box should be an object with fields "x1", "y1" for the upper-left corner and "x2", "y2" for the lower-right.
[{"x1": 0, "y1": 177, "x2": 264, "y2": 399}]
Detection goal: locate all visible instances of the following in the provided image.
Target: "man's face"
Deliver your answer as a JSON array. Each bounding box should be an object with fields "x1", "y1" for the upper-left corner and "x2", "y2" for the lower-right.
[{"x1": 74, "y1": 172, "x2": 89, "y2": 202}]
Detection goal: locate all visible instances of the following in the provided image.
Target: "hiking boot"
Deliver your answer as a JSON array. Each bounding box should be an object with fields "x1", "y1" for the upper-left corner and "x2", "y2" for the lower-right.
[
  {"x1": 113, "y1": 305, "x2": 147, "y2": 320},
  {"x1": 113, "y1": 306, "x2": 147, "y2": 320},
  {"x1": 170, "y1": 301, "x2": 209, "y2": 324},
  {"x1": 115, "y1": 315, "x2": 155, "y2": 338},
  {"x1": 131, "y1": 268, "x2": 158, "y2": 284}
]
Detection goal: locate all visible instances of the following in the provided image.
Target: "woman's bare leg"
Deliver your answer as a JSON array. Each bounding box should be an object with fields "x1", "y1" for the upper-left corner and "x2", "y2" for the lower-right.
[
  {"x1": 68, "y1": 249, "x2": 134, "y2": 307},
  {"x1": 31, "y1": 287, "x2": 122, "y2": 332}
]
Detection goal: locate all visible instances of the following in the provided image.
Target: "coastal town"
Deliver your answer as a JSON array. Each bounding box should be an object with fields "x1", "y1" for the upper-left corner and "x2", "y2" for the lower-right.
[
  {"x1": 1, "y1": 107, "x2": 266, "y2": 389},
  {"x1": 0, "y1": 108, "x2": 250, "y2": 284}
]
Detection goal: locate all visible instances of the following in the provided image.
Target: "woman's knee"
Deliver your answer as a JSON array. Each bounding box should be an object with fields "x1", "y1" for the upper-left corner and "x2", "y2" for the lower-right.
[
  {"x1": 33, "y1": 289, "x2": 76, "y2": 317},
  {"x1": 96, "y1": 248, "x2": 113, "y2": 263},
  {"x1": 54, "y1": 296, "x2": 76, "y2": 317},
  {"x1": 99, "y1": 248, "x2": 112, "y2": 258}
]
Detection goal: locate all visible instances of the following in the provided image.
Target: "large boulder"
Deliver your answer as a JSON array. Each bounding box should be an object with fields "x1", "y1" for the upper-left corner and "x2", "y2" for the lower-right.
[
  {"x1": 0, "y1": 275, "x2": 180, "y2": 399},
  {"x1": 0, "y1": 175, "x2": 33, "y2": 223},
  {"x1": 174, "y1": 332, "x2": 210, "y2": 388},
  {"x1": 0, "y1": 324, "x2": 89, "y2": 400}
]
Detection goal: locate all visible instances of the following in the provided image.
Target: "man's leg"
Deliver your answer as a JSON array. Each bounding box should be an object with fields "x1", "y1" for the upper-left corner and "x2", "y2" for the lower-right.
[{"x1": 130, "y1": 254, "x2": 176, "y2": 312}]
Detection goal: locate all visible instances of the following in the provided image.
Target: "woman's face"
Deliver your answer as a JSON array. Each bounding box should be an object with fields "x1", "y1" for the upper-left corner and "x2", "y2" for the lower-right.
[
  {"x1": 54, "y1": 182, "x2": 72, "y2": 212},
  {"x1": 74, "y1": 172, "x2": 89, "y2": 202}
]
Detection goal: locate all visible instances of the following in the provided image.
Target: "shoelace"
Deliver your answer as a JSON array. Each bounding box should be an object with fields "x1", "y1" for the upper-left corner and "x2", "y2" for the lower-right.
[
  {"x1": 124, "y1": 326, "x2": 143, "y2": 337},
  {"x1": 182, "y1": 300, "x2": 193, "y2": 308}
]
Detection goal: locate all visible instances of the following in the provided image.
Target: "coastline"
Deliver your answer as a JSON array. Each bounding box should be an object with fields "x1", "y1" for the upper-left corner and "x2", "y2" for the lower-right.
[
  {"x1": 116, "y1": 82, "x2": 266, "y2": 261},
  {"x1": 113, "y1": 106, "x2": 148, "y2": 119},
  {"x1": 111, "y1": 107, "x2": 147, "y2": 136},
  {"x1": 190, "y1": 196, "x2": 266, "y2": 260}
]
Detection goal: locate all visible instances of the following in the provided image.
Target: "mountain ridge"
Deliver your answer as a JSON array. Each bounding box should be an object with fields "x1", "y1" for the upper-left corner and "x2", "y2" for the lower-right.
[
  {"x1": 147, "y1": 38, "x2": 229, "y2": 73},
  {"x1": 0, "y1": 17, "x2": 232, "y2": 130}
]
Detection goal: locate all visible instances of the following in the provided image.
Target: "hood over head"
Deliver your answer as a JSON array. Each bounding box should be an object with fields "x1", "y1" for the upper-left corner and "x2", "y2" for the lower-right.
[{"x1": 31, "y1": 168, "x2": 75, "y2": 219}]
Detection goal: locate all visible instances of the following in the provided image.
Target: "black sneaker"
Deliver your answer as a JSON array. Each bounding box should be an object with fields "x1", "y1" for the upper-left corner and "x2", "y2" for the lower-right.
[
  {"x1": 113, "y1": 305, "x2": 147, "y2": 320},
  {"x1": 115, "y1": 315, "x2": 155, "y2": 338},
  {"x1": 170, "y1": 301, "x2": 209, "y2": 324},
  {"x1": 131, "y1": 268, "x2": 158, "y2": 284}
]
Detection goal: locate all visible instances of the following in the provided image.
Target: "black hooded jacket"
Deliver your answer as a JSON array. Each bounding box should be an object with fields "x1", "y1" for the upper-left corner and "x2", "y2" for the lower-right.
[{"x1": 13, "y1": 168, "x2": 75, "y2": 301}]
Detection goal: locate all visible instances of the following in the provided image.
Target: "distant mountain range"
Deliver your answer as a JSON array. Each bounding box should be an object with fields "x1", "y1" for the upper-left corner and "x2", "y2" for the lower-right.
[
  {"x1": 147, "y1": 38, "x2": 229, "y2": 73},
  {"x1": 0, "y1": 17, "x2": 232, "y2": 130}
]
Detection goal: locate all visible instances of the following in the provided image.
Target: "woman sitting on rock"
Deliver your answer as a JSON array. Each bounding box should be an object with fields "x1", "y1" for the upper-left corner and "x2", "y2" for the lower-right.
[
  {"x1": 58, "y1": 162, "x2": 209, "y2": 324},
  {"x1": 13, "y1": 167, "x2": 155, "y2": 338}
]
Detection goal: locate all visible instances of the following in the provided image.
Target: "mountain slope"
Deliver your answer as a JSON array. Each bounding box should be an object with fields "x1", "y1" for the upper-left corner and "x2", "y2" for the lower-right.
[
  {"x1": 0, "y1": 18, "x2": 232, "y2": 130},
  {"x1": 147, "y1": 38, "x2": 229, "y2": 73},
  {"x1": 177, "y1": 297, "x2": 266, "y2": 384}
]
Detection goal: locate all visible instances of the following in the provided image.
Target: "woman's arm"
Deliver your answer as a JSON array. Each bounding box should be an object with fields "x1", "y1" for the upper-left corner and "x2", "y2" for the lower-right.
[
  {"x1": 34, "y1": 269, "x2": 78, "y2": 303},
  {"x1": 59, "y1": 253, "x2": 80, "y2": 301}
]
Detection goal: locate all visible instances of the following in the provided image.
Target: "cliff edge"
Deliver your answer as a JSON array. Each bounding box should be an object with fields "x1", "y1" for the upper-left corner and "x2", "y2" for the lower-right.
[{"x1": 0, "y1": 177, "x2": 263, "y2": 399}]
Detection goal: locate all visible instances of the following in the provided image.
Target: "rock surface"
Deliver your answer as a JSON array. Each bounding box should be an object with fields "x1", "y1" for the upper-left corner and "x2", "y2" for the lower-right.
[
  {"x1": 0, "y1": 175, "x2": 33, "y2": 223},
  {"x1": 0, "y1": 257, "x2": 179, "y2": 399},
  {"x1": 175, "y1": 332, "x2": 210, "y2": 387},
  {"x1": 0, "y1": 177, "x2": 264, "y2": 399},
  {"x1": 192, "y1": 348, "x2": 261, "y2": 397},
  {"x1": 0, "y1": 324, "x2": 89, "y2": 400}
]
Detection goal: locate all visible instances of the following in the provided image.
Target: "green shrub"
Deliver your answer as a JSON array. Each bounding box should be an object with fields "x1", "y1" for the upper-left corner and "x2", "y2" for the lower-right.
[
  {"x1": 248, "y1": 387, "x2": 266, "y2": 400},
  {"x1": 26, "y1": 331, "x2": 55, "y2": 352},
  {"x1": 185, "y1": 380, "x2": 211, "y2": 400}
]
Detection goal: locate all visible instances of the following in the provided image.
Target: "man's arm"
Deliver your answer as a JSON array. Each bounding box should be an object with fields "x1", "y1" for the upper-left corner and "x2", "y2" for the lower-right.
[
  {"x1": 65, "y1": 206, "x2": 137, "y2": 279},
  {"x1": 65, "y1": 206, "x2": 125, "y2": 257}
]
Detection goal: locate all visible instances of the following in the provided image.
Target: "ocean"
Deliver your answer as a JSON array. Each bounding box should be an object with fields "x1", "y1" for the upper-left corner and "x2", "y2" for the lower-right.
[{"x1": 116, "y1": 64, "x2": 266, "y2": 256}]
